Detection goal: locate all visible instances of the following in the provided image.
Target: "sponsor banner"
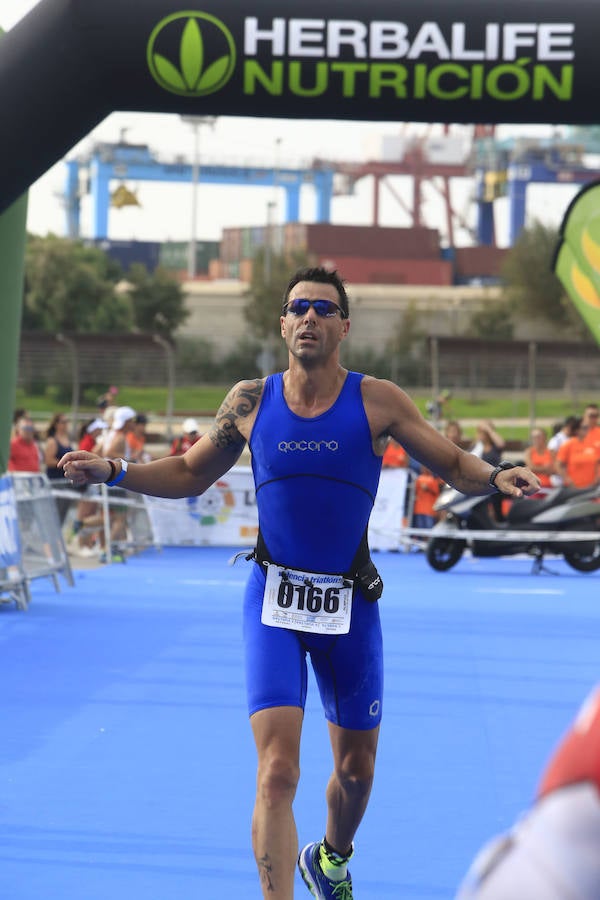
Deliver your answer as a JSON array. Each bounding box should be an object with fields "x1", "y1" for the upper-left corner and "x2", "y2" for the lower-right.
[
  {"x1": 0, "y1": 474, "x2": 23, "y2": 572},
  {"x1": 554, "y1": 181, "x2": 600, "y2": 346},
  {"x1": 142, "y1": 466, "x2": 408, "y2": 550},
  {"x1": 0, "y1": 0, "x2": 597, "y2": 214}
]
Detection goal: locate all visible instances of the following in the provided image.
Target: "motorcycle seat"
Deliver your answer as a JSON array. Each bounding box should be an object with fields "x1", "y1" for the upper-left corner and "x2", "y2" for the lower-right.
[{"x1": 507, "y1": 486, "x2": 592, "y2": 524}]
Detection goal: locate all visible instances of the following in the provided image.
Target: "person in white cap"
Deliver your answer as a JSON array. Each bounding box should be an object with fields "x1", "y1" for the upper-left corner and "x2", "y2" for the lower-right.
[
  {"x1": 98, "y1": 406, "x2": 136, "y2": 560},
  {"x1": 170, "y1": 417, "x2": 201, "y2": 456}
]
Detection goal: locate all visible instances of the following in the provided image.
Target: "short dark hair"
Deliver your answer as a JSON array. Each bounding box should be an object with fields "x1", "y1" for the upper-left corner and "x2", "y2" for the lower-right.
[{"x1": 282, "y1": 267, "x2": 349, "y2": 319}]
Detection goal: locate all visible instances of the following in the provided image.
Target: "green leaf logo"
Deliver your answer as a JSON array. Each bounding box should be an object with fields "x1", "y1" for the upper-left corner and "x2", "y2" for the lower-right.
[{"x1": 147, "y1": 12, "x2": 236, "y2": 96}]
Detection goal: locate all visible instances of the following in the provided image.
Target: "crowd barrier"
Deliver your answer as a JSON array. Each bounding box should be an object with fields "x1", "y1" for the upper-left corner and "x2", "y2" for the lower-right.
[
  {"x1": 1, "y1": 463, "x2": 415, "y2": 611},
  {"x1": 55, "y1": 467, "x2": 416, "y2": 562},
  {"x1": 0, "y1": 473, "x2": 74, "y2": 609}
]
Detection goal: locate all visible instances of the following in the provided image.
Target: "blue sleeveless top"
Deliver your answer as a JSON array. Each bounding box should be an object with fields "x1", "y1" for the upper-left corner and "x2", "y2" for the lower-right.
[{"x1": 249, "y1": 371, "x2": 382, "y2": 573}]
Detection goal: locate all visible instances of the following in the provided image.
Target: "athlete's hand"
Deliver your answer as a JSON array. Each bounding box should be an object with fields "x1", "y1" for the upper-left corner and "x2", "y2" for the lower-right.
[
  {"x1": 58, "y1": 450, "x2": 112, "y2": 487},
  {"x1": 495, "y1": 466, "x2": 540, "y2": 498}
]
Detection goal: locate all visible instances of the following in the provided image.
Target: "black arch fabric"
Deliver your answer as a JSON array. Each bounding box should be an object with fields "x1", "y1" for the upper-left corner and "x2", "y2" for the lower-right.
[{"x1": 0, "y1": 0, "x2": 597, "y2": 215}]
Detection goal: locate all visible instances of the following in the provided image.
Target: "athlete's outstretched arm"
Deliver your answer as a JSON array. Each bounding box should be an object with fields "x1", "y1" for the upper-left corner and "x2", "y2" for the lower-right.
[
  {"x1": 363, "y1": 378, "x2": 539, "y2": 498},
  {"x1": 59, "y1": 380, "x2": 263, "y2": 499}
]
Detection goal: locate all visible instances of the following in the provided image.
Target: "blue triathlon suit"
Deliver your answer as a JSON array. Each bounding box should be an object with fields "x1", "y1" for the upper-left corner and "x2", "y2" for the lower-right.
[{"x1": 244, "y1": 370, "x2": 384, "y2": 730}]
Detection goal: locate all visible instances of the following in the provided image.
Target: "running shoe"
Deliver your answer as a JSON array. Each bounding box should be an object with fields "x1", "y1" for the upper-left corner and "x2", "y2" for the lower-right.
[{"x1": 298, "y1": 842, "x2": 353, "y2": 899}]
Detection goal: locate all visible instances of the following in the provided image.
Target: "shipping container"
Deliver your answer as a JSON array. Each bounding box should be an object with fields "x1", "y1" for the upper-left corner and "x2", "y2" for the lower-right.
[
  {"x1": 160, "y1": 240, "x2": 220, "y2": 273},
  {"x1": 91, "y1": 239, "x2": 161, "y2": 273},
  {"x1": 312, "y1": 255, "x2": 453, "y2": 286},
  {"x1": 453, "y1": 246, "x2": 508, "y2": 279},
  {"x1": 239, "y1": 258, "x2": 254, "y2": 282},
  {"x1": 303, "y1": 224, "x2": 441, "y2": 260}
]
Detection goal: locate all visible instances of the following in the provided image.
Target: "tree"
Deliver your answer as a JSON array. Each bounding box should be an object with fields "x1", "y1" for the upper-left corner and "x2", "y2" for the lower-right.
[
  {"x1": 501, "y1": 221, "x2": 586, "y2": 336},
  {"x1": 244, "y1": 247, "x2": 309, "y2": 374},
  {"x1": 23, "y1": 235, "x2": 132, "y2": 332},
  {"x1": 468, "y1": 303, "x2": 514, "y2": 340},
  {"x1": 125, "y1": 263, "x2": 189, "y2": 339}
]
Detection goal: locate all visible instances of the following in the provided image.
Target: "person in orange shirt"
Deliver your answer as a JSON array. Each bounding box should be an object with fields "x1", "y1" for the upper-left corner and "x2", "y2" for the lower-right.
[
  {"x1": 127, "y1": 413, "x2": 151, "y2": 463},
  {"x1": 412, "y1": 465, "x2": 441, "y2": 529},
  {"x1": 582, "y1": 403, "x2": 600, "y2": 454},
  {"x1": 556, "y1": 418, "x2": 600, "y2": 488},
  {"x1": 381, "y1": 437, "x2": 408, "y2": 469},
  {"x1": 523, "y1": 427, "x2": 555, "y2": 492}
]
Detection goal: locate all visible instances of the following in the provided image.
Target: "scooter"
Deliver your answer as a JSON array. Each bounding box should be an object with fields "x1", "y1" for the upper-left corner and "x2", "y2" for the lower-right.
[{"x1": 425, "y1": 484, "x2": 600, "y2": 573}]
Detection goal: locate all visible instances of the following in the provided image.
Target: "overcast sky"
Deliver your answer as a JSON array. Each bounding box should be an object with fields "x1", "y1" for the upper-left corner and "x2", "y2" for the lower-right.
[{"x1": 1, "y1": 1, "x2": 585, "y2": 246}]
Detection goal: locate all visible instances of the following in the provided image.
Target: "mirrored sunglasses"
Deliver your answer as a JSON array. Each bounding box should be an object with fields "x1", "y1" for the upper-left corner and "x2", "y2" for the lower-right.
[{"x1": 284, "y1": 298, "x2": 346, "y2": 319}]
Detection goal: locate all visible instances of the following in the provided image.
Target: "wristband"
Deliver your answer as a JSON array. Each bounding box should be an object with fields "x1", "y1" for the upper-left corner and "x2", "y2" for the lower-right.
[
  {"x1": 488, "y1": 461, "x2": 516, "y2": 490},
  {"x1": 105, "y1": 458, "x2": 128, "y2": 487}
]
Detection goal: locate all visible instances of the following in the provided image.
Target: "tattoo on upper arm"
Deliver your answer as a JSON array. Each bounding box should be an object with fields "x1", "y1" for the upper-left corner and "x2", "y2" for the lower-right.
[{"x1": 209, "y1": 379, "x2": 262, "y2": 449}]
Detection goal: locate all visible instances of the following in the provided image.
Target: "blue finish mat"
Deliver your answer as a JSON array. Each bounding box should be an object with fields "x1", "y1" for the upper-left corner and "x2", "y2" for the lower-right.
[{"x1": 1, "y1": 547, "x2": 599, "y2": 899}]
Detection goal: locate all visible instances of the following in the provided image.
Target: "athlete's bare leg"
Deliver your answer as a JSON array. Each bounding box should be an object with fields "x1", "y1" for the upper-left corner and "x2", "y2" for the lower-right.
[
  {"x1": 325, "y1": 722, "x2": 379, "y2": 855},
  {"x1": 250, "y1": 706, "x2": 303, "y2": 900}
]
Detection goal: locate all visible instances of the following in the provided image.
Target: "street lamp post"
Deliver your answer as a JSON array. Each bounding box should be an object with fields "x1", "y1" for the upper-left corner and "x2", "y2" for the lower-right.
[{"x1": 180, "y1": 116, "x2": 217, "y2": 279}]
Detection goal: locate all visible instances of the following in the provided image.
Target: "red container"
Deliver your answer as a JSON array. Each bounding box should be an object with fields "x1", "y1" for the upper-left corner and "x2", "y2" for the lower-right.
[
  {"x1": 305, "y1": 224, "x2": 440, "y2": 260},
  {"x1": 313, "y1": 255, "x2": 453, "y2": 286},
  {"x1": 453, "y1": 246, "x2": 508, "y2": 278}
]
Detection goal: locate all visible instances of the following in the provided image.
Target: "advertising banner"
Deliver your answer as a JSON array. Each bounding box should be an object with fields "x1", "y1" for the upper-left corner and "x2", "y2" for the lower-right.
[
  {"x1": 143, "y1": 466, "x2": 409, "y2": 550},
  {"x1": 553, "y1": 181, "x2": 600, "y2": 346},
  {"x1": 0, "y1": 0, "x2": 598, "y2": 214}
]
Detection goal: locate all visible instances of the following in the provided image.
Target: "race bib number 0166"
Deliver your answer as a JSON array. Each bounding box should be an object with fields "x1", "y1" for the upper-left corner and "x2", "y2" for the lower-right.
[{"x1": 262, "y1": 563, "x2": 353, "y2": 635}]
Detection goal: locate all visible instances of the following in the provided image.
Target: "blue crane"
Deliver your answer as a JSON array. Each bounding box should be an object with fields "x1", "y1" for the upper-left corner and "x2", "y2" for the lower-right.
[{"x1": 64, "y1": 141, "x2": 336, "y2": 239}]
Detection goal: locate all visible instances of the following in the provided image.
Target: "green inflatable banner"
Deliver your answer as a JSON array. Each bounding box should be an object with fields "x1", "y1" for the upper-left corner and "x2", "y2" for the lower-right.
[{"x1": 554, "y1": 181, "x2": 600, "y2": 346}]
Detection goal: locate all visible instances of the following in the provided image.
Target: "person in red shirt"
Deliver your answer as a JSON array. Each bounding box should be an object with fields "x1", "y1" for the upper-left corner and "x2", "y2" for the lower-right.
[
  {"x1": 170, "y1": 418, "x2": 201, "y2": 456},
  {"x1": 8, "y1": 417, "x2": 41, "y2": 472},
  {"x1": 78, "y1": 418, "x2": 107, "y2": 453},
  {"x1": 457, "y1": 686, "x2": 600, "y2": 898},
  {"x1": 556, "y1": 418, "x2": 600, "y2": 488}
]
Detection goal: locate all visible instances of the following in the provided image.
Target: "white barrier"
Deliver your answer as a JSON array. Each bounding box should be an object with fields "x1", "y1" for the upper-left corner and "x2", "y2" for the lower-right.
[
  {"x1": 0, "y1": 473, "x2": 75, "y2": 608},
  {"x1": 142, "y1": 466, "x2": 413, "y2": 551},
  {"x1": 0, "y1": 475, "x2": 29, "y2": 609}
]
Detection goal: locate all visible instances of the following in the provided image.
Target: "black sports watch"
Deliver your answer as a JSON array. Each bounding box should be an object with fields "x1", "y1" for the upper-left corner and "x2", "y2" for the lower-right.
[{"x1": 488, "y1": 461, "x2": 516, "y2": 490}]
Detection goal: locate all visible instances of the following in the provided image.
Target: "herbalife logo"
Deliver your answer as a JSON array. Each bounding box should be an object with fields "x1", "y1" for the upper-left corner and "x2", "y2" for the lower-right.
[{"x1": 147, "y1": 12, "x2": 236, "y2": 96}]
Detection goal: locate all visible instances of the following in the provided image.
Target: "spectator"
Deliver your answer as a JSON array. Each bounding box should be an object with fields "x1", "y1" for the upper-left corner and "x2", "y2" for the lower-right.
[
  {"x1": 556, "y1": 417, "x2": 600, "y2": 488},
  {"x1": 548, "y1": 415, "x2": 578, "y2": 486},
  {"x1": 11, "y1": 407, "x2": 28, "y2": 439},
  {"x1": 43, "y1": 413, "x2": 73, "y2": 480},
  {"x1": 8, "y1": 417, "x2": 41, "y2": 472},
  {"x1": 170, "y1": 418, "x2": 201, "y2": 456},
  {"x1": 582, "y1": 403, "x2": 600, "y2": 454},
  {"x1": 444, "y1": 420, "x2": 464, "y2": 447},
  {"x1": 471, "y1": 420, "x2": 505, "y2": 465},
  {"x1": 381, "y1": 437, "x2": 408, "y2": 469},
  {"x1": 127, "y1": 413, "x2": 151, "y2": 463},
  {"x1": 78, "y1": 418, "x2": 107, "y2": 453},
  {"x1": 96, "y1": 385, "x2": 119, "y2": 413},
  {"x1": 412, "y1": 465, "x2": 441, "y2": 530},
  {"x1": 523, "y1": 427, "x2": 555, "y2": 492},
  {"x1": 69, "y1": 419, "x2": 107, "y2": 556},
  {"x1": 471, "y1": 420, "x2": 506, "y2": 521},
  {"x1": 104, "y1": 406, "x2": 136, "y2": 556}
]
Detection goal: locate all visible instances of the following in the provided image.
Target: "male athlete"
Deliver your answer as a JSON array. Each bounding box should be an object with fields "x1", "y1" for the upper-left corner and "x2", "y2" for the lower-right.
[
  {"x1": 60, "y1": 267, "x2": 539, "y2": 900},
  {"x1": 456, "y1": 685, "x2": 600, "y2": 898}
]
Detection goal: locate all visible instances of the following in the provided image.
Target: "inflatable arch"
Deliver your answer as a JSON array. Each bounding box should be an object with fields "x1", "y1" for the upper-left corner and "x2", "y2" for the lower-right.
[{"x1": 1, "y1": 0, "x2": 597, "y2": 460}]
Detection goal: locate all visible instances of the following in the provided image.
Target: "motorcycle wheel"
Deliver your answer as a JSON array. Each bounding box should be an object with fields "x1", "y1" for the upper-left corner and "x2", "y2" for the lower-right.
[
  {"x1": 564, "y1": 542, "x2": 600, "y2": 572},
  {"x1": 426, "y1": 537, "x2": 465, "y2": 571}
]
